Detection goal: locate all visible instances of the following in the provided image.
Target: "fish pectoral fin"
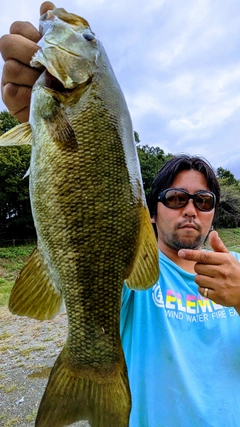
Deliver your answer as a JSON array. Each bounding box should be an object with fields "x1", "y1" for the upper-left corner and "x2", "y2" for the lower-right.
[
  {"x1": 125, "y1": 206, "x2": 159, "y2": 290},
  {"x1": 36, "y1": 347, "x2": 131, "y2": 427},
  {"x1": 0, "y1": 122, "x2": 32, "y2": 146},
  {"x1": 43, "y1": 100, "x2": 78, "y2": 148},
  {"x1": 9, "y1": 248, "x2": 63, "y2": 320}
]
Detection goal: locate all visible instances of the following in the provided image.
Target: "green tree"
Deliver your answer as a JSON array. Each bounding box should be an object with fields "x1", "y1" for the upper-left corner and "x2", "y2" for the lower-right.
[
  {"x1": 217, "y1": 167, "x2": 239, "y2": 187},
  {"x1": 0, "y1": 110, "x2": 19, "y2": 135},
  {"x1": 217, "y1": 185, "x2": 240, "y2": 228},
  {"x1": 216, "y1": 166, "x2": 240, "y2": 228},
  {"x1": 134, "y1": 131, "x2": 140, "y2": 144},
  {"x1": 0, "y1": 111, "x2": 35, "y2": 243},
  {"x1": 137, "y1": 144, "x2": 172, "y2": 205}
]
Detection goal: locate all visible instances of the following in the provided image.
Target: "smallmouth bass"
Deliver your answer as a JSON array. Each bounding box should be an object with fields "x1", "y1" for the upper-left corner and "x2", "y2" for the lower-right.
[{"x1": 0, "y1": 7, "x2": 159, "y2": 427}]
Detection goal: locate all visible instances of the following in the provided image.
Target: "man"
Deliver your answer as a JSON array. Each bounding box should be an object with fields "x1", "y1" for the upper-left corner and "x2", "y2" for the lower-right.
[
  {"x1": 1, "y1": 4, "x2": 240, "y2": 426},
  {"x1": 121, "y1": 155, "x2": 240, "y2": 426}
]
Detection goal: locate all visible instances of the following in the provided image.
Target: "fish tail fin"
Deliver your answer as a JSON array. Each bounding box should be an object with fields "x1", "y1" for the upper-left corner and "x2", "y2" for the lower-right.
[{"x1": 35, "y1": 346, "x2": 131, "y2": 427}]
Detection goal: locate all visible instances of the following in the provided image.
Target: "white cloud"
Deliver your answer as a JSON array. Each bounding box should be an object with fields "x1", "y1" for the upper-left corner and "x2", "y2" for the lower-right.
[{"x1": 0, "y1": 0, "x2": 239, "y2": 177}]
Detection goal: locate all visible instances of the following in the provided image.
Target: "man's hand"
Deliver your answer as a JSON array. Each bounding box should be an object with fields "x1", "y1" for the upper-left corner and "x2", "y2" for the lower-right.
[
  {"x1": 0, "y1": 2, "x2": 55, "y2": 123},
  {"x1": 178, "y1": 231, "x2": 240, "y2": 313}
]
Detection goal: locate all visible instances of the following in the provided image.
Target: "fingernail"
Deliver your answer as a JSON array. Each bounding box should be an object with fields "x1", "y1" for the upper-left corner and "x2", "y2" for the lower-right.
[{"x1": 178, "y1": 250, "x2": 186, "y2": 258}]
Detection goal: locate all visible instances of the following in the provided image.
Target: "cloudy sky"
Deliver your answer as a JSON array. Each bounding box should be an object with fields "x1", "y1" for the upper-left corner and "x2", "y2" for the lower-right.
[{"x1": 0, "y1": 0, "x2": 240, "y2": 177}]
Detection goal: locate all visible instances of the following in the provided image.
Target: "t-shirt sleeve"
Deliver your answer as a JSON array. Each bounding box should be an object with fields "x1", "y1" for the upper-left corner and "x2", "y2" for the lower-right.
[{"x1": 230, "y1": 251, "x2": 240, "y2": 262}]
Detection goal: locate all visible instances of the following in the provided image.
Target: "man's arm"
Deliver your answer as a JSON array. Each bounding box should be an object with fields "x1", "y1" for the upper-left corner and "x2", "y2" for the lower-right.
[
  {"x1": 178, "y1": 230, "x2": 240, "y2": 313},
  {"x1": 0, "y1": 1, "x2": 55, "y2": 123}
]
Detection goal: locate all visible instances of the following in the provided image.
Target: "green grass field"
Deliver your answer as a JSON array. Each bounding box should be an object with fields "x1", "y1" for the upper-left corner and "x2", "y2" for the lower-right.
[
  {"x1": 217, "y1": 228, "x2": 240, "y2": 251},
  {"x1": 0, "y1": 244, "x2": 35, "y2": 307},
  {"x1": 0, "y1": 229, "x2": 240, "y2": 307}
]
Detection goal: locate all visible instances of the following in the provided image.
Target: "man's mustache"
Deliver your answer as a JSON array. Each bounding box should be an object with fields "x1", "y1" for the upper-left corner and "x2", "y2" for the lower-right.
[{"x1": 175, "y1": 219, "x2": 202, "y2": 232}]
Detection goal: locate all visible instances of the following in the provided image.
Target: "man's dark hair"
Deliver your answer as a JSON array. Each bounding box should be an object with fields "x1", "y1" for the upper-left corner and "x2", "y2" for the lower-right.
[{"x1": 149, "y1": 154, "x2": 220, "y2": 226}]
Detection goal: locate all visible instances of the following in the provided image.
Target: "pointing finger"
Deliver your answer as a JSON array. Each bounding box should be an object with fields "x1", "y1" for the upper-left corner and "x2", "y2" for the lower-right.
[
  {"x1": 209, "y1": 230, "x2": 229, "y2": 254},
  {"x1": 178, "y1": 248, "x2": 225, "y2": 265}
]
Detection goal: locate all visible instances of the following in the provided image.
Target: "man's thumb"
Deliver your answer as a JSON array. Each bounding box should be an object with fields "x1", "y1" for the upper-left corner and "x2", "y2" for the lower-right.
[{"x1": 209, "y1": 230, "x2": 229, "y2": 253}]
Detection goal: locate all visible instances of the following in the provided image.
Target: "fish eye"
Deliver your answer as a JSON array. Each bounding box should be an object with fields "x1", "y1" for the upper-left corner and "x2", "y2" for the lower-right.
[{"x1": 83, "y1": 32, "x2": 95, "y2": 42}]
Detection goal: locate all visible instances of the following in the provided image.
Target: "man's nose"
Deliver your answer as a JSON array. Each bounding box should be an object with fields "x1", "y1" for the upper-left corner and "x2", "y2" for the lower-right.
[{"x1": 182, "y1": 199, "x2": 197, "y2": 217}]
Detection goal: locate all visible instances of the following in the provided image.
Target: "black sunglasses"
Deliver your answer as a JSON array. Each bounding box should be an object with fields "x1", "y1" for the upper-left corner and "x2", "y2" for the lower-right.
[{"x1": 158, "y1": 188, "x2": 216, "y2": 212}]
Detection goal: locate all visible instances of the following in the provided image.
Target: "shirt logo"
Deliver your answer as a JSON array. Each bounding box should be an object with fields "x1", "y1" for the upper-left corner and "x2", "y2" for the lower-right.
[
  {"x1": 152, "y1": 283, "x2": 164, "y2": 308},
  {"x1": 152, "y1": 283, "x2": 238, "y2": 322}
]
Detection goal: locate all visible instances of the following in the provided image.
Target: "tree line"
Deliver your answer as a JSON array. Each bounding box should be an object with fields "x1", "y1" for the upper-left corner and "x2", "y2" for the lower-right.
[
  {"x1": 0, "y1": 112, "x2": 239, "y2": 244},
  {"x1": 136, "y1": 143, "x2": 240, "y2": 229}
]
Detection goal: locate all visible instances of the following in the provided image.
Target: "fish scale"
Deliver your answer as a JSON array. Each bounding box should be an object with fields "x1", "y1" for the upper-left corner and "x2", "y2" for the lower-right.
[{"x1": 0, "y1": 7, "x2": 159, "y2": 427}]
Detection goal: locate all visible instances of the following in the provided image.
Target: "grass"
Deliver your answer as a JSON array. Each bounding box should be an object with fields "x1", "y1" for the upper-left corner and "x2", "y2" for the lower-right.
[
  {"x1": 3, "y1": 418, "x2": 19, "y2": 427},
  {"x1": 19, "y1": 345, "x2": 46, "y2": 357},
  {"x1": 0, "y1": 244, "x2": 34, "y2": 306},
  {"x1": 217, "y1": 228, "x2": 240, "y2": 251},
  {"x1": 25, "y1": 410, "x2": 38, "y2": 423},
  {"x1": 0, "y1": 414, "x2": 6, "y2": 420},
  {"x1": 0, "y1": 332, "x2": 11, "y2": 340},
  {"x1": 4, "y1": 385, "x2": 17, "y2": 393},
  {"x1": 0, "y1": 230, "x2": 239, "y2": 309}
]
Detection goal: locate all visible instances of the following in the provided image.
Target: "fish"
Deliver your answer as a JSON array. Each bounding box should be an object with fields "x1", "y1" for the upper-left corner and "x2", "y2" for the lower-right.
[{"x1": 0, "y1": 7, "x2": 159, "y2": 427}]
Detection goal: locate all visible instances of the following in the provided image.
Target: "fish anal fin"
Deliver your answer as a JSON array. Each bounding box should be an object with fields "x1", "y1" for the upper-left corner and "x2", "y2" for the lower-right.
[
  {"x1": 35, "y1": 347, "x2": 131, "y2": 427},
  {"x1": 126, "y1": 205, "x2": 159, "y2": 290},
  {"x1": 0, "y1": 122, "x2": 32, "y2": 146},
  {"x1": 9, "y1": 248, "x2": 63, "y2": 320}
]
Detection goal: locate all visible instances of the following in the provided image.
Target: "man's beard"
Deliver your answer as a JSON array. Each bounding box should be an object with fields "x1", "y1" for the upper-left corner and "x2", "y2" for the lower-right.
[
  {"x1": 166, "y1": 231, "x2": 206, "y2": 250},
  {"x1": 161, "y1": 220, "x2": 206, "y2": 251}
]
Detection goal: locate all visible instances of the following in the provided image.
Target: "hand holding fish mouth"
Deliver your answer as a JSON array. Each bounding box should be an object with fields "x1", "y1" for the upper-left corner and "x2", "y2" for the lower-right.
[{"x1": 0, "y1": 2, "x2": 55, "y2": 123}]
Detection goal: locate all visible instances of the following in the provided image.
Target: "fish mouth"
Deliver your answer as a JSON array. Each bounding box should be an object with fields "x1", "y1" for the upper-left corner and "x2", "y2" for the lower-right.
[
  {"x1": 43, "y1": 70, "x2": 73, "y2": 93},
  {"x1": 38, "y1": 70, "x2": 92, "y2": 94}
]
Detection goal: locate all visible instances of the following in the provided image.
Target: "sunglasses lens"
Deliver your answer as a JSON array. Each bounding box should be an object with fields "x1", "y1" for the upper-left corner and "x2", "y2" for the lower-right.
[
  {"x1": 162, "y1": 189, "x2": 215, "y2": 211},
  {"x1": 195, "y1": 193, "x2": 214, "y2": 211},
  {"x1": 164, "y1": 190, "x2": 188, "y2": 208}
]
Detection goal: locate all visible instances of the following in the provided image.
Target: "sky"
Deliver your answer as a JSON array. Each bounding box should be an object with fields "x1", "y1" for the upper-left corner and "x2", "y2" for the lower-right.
[{"x1": 0, "y1": 0, "x2": 240, "y2": 178}]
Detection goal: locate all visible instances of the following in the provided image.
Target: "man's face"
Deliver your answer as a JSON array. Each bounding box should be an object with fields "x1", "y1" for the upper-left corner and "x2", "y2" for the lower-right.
[{"x1": 153, "y1": 169, "x2": 215, "y2": 252}]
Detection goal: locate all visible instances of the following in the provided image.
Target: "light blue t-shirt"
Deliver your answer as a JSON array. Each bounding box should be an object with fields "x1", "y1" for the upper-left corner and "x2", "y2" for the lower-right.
[{"x1": 120, "y1": 251, "x2": 240, "y2": 427}]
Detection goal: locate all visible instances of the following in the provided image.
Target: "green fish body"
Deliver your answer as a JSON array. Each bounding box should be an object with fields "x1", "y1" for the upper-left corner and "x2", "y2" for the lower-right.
[{"x1": 0, "y1": 8, "x2": 159, "y2": 427}]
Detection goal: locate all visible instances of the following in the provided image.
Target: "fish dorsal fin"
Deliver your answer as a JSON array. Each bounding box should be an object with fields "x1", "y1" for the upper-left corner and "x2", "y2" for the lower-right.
[
  {"x1": 0, "y1": 122, "x2": 32, "y2": 146},
  {"x1": 9, "y1": 248, "x2": 63, "y2": 320},
  {"x1": 125, "y1": 206, "x2": 159, "y2": 290}
]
